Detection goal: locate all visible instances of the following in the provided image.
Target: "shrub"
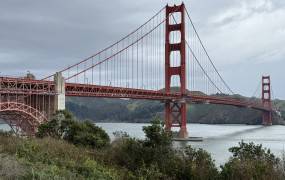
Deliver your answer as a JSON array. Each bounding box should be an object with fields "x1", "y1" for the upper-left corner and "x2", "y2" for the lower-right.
[
  {"x1": 0, "y1": 135, "x2": 121, "y2": 179},
  {"x1": 142, "y1": 117, "x2": 172, "y2": 148},
  {"x1": 220, "y1": 141, "x2": 282, "y2": 180},
  {"x1": 36, "y1": 110, "x2": 110, "y2": 149},
  {"x1": 278, "y1": 151, "x2": 285, "y2": 179},
  {"x1": 104, "y1": 117, "x2": 218, "y2": 180},
  {"x1": 180, "y1": 146, "x2": 219, "y2": 180},
  {"x1": 36, "y1": 110, "x2": 74, "y2": 139},
  {"x1": 64, "y1": 120, "x2": 110, "y2": 149}
]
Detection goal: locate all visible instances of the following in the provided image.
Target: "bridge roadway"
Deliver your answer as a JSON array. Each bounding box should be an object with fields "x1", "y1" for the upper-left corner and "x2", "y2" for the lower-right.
[{"x1": 0, "y1": 76, "x2": 270, "y2": 113}]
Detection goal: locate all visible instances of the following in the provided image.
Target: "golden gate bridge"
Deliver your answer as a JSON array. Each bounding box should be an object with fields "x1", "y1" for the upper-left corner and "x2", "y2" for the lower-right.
[{"x1": 0, "y1": 3, "x2": 274, "y2": 138}]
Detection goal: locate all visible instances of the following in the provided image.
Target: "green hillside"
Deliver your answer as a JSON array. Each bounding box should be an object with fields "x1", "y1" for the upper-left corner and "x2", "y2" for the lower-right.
[{"x1": 66, "y1": 95, "x2": 285, "y2": 125}]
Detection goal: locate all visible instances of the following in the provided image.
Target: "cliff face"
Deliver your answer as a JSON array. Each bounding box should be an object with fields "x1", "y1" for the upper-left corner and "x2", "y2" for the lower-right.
[{"x1": 66, "y1": 95, "x2": 285, "y2": 125}]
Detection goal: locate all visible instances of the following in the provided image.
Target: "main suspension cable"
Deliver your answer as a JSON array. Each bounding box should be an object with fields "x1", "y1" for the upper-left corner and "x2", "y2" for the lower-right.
[{"x1": 184, "y1": 7, "x2": 234, "y2": 94}]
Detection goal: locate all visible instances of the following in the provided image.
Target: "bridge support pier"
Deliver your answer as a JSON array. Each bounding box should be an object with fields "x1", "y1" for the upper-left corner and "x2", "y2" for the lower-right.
[
  {"x1": 261, "y1": 76, "x2": 272, "y2": 126},
  {"x1": 262, "y1": 111, "x2": 272, "y2": 126},
  {"x1": 54, "y1": 72, "x2": 65, "y2": 112},
  {"x1": 165, "y1": 101, "x2": 188, "y2": 138}
]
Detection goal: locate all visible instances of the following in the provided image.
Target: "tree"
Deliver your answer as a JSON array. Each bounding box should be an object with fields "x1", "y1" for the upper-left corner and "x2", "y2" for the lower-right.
[
  {"x1": 107, "y1": 117, "x2": 219, "y2": 179},
  {"x1": 220, "y1": 141, "x2": 282, "y2": 180},
  {"x1": 63, "y1": 120, "x2": 110, "y2": 149},
  {"x1": 105, "y1": 117, "x2": 173, "y2": 178},
  {"x1": 142, "y1": 116, "x2": 172, "y2": 148},
  {"x1": 36, "y1": 110, "x2": 110, "y2": 149},
  {"x1": 25, "y1": 71, "x2": 35, "y2": 80},
  {"x1": 180, "y1": 146, "x2": 219, "y2": 180}
]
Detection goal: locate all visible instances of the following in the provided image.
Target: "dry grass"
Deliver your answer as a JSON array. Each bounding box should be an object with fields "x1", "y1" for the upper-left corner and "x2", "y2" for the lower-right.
[
  {"x1": 0, "y1": 135, "x2": 121, "y2": 179},
  {"x1": 0, "y1": 154, "x2": 26, "y2": 179}
]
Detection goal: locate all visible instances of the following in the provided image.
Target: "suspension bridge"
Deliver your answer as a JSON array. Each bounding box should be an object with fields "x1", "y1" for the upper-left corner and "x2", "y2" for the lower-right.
[{"x1": 0, "y1": 3, "x2": 274, "y2": 138}]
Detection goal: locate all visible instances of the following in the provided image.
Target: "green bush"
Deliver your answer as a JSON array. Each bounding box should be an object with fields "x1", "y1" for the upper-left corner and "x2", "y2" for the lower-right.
[
  {"x1": 220, "y1": 141, "x2": 282, "y2": 180},
  {"x1": 179, "y1": 146, "x2": 219, "y2": 180},
  {"x1": 36, "y1": 110, "x2": 74, "y2": 139},
  {"x1": 0, "y1": 136, "x2": 121, "y2": 179},
  {"x1": 36, "y1": 110, "x2": 110, "y2": 149},
  {"x1": 104, "y1": 117, "x2": 218, "y2": 179},
  {"x1": 142, "y1": 117, "x2": 172, "y2": 148}
]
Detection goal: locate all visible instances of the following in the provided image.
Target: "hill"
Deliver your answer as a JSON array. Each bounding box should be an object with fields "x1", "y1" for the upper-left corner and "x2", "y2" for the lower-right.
[{"x1": 66, "y1": 94, "x2": 285, "y2": 125}]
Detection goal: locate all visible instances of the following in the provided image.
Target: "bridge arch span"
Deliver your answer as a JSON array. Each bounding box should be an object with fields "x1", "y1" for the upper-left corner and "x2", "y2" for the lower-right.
[{"x1": 0, "y1": 102, "x2": 47, "y2": 135}]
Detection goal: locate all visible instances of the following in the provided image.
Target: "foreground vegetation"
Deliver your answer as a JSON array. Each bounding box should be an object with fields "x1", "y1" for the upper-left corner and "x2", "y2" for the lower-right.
[{"x1": 1, "y1": 111, "x2": 285, "y2": 179}]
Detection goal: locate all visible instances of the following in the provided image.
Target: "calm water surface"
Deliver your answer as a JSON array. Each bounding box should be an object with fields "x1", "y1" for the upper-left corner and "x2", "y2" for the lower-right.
[{"x1": 1, "y1": 123, "x2": 285, "y2": 166}]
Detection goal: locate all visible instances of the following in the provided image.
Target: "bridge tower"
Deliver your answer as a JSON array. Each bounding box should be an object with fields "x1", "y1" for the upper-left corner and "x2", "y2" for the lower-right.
[
  {"x1": 262, "y1": 76, "x2": 272, "y2": 125},
  {"x1": 54, "y1": 72, "x2": 66, "y2": 112},
  {"x1": 165, "y1": 3, "x2": 188, "y2": 138}
]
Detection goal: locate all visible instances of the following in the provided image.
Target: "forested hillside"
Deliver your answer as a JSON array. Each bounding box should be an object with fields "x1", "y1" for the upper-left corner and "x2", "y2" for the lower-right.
[{"x1": 66, "y1": 95, "x2": 285, "y2": 125}]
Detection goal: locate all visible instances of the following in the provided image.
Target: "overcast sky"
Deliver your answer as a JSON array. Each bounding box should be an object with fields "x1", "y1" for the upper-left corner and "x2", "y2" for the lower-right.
[{"x1": 0, "y1": 0, "x2": 284, "y2": 99}]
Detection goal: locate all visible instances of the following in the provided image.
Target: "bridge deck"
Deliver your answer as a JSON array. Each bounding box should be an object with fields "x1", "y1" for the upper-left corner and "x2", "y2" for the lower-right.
[{"x1": 0, "y1": 77, "x2": 270, "y2": 112}]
